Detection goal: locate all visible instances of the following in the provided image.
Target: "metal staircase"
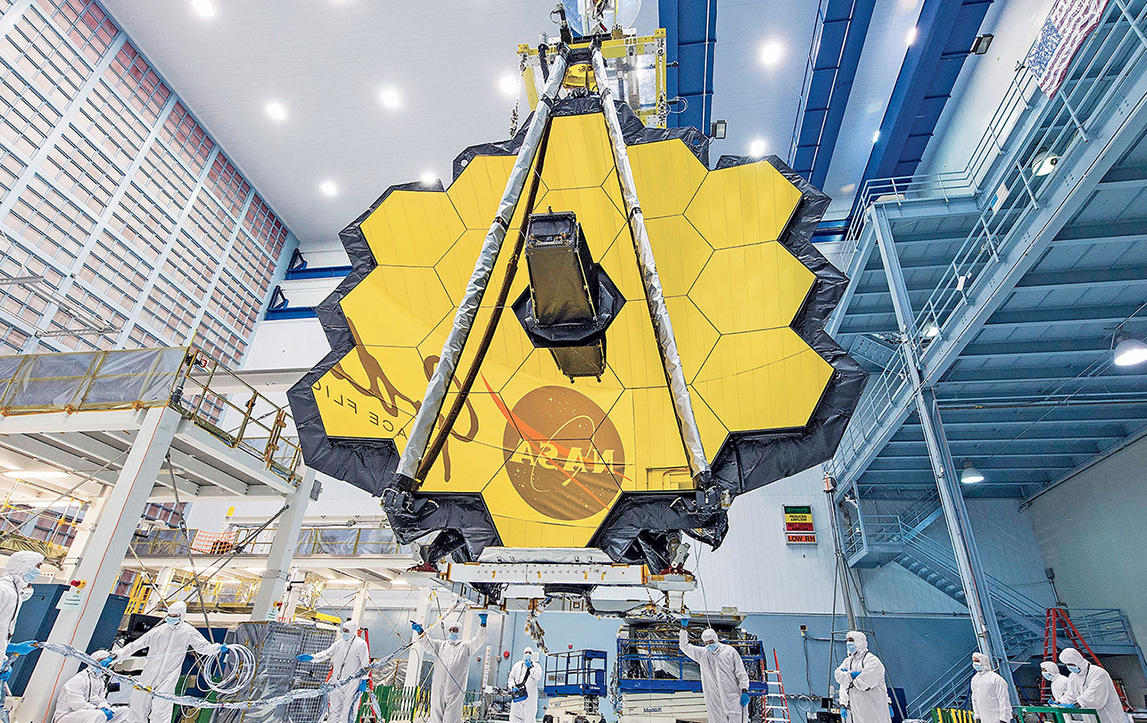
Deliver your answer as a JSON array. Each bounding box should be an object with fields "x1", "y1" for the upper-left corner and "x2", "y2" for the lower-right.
[{"x1": 844, "y1": 510, "x2": 1141, "y2": 716}]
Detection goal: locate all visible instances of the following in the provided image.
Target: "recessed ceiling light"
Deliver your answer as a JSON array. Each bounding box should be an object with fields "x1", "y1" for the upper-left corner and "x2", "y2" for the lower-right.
[
  {"x1": 265, "y1": 102, "x2": 287, "y2": 122},
  {"x1": 840, "y1": 183, "x2": 856, "y2": 194},
  {"x1": 748, "y1": 138, "x2": 767, "y2": 157},
  {"x1": 420, "y1": 171, "x2": 437, "y2": 186},
  {"x1": 191, "y1": 0, "x2": 215, "y2": 18},
  {"x1": 499, "y1": 75, "x2": 518, "y2": 96},
  {"x1": 379, "y1": 87, "x2": 401, "y2": 109},
  {"x1": 320, "y1": 181, "x2": 338, "y2": 197},
  {"x1": 759, "y1": 41, "x2": 783, "y2": 66},
  {"x1": 872, "y1": 130, "x2": 881, "y2": 144},
  {"x1": 905, "y1": 27, "x2": 918, "y2": 46}
]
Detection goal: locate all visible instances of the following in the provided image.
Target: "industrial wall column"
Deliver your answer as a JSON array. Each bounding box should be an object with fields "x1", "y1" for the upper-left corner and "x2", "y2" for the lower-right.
[
  {"x1": 869, "y1": 206, "x2": 1016, "y2": 699},
  {"x1": 23, "y1": 406, "x2": 181, "y2": 723},
  {"x1": 250, "y1": 468, "x2": 317, "y2": 621}
]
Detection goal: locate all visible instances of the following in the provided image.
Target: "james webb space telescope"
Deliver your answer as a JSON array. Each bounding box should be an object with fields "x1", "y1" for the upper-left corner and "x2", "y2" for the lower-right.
[{"x1": 287, "y1": 7, "x2": 866, "y2": 599}]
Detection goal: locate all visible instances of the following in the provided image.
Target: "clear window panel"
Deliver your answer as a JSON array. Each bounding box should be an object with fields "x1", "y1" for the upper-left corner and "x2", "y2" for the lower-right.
[
  {"x1": 74, "y1": 80, "x2": 144, "y2": 169},
  {"x1": 104, "y1": 41, "x2": 169, "y2": 124},
  {"x1": 36, "y1": 0, "x2": 120, "y2": 64},
  {"x1": 205, "y1": 153, "x2": 249, "y2": 218},
  {"x1": 0, "y1": 59, "x2": 63, "y2": 157},
  {"x1": 160, "y1": 102, "x2": 214, "y2": 175},
  {"x1": 3, "y1": 8, "x2": 90, "y2": 110}
]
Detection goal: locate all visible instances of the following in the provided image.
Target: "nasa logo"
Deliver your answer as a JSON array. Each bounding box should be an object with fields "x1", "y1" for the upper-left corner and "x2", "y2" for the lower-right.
[{"x1": 501, "y1": 386, "x2": 624, "y2": 521}]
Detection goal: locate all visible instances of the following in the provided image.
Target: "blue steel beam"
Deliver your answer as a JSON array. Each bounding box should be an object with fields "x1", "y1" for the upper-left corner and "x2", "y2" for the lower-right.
[
  {"x1": 660, "y1": 0, "x2": 717, "y2": 131},
  {"x1": 858, "y1": 0, "x2": 993, "y2": 189},
  {"x1": 871, "y1": 206, "x2": 1014, "y2": 689},
  {"x1": 790, "y1": 0, "x2": 877, "y2": 187}
]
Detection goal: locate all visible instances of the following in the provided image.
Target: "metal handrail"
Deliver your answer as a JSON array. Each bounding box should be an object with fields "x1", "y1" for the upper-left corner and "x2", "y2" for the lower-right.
[
  {"x1": 0, "y1": 346, "x2": 303, "y2": 485},
  {"x1": 908, "y1": 648, "x2": 976, "y2": 716},
  {"x1": 129, "y1": 526, "x2": 412, "y2": 558},
  {"x1": 830, "y1": 2, "x2": 1147, "y2": 482}
]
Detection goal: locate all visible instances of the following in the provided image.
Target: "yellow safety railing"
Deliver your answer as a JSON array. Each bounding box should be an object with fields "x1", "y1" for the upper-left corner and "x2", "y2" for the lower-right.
[{"x1": 0, "y1": 346, "x2": 302, "y2": 485}]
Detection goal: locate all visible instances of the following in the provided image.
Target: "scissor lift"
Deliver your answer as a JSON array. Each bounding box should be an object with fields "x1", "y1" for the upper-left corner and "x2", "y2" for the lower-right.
[{"x1": 544, "y1": 650, "x2": 609, "y2": 723}]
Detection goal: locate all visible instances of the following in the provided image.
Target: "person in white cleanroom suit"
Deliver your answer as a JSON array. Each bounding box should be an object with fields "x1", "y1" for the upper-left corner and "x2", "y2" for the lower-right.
[
  {"x1": 53, "y1": 650, "x2": 123, "y2": 723},
  {"x1": 112, "y1": 600, "x2": 224, "y2": 723},
  {"x1": 834, "y1": 631, "x2": 890, "y2": 723},
  {"x1": 970, "y1": 652, "x2": 1011, "y2": 723},
  {"x1": 0, "y1": 551, "x2": 44, "y2": 667},
  {"x1": 297, "y1": 619, "x2": 370, "y2": 723},
  {"x1": 1041, "y1": 661, "x2": 1070, "y2": 704},
  {"x1": 413, "y1": 613, "x2": 488, "y2": 723},
  {"x1": 1059, "y1": 647, "x2": 1130, "y2": 723},
  {"x1": 679, "y1": 623, "x2": 750, "y2": 723},
  {"x1": 508, "y1": 646, "x2": 543, "y2": 723}
]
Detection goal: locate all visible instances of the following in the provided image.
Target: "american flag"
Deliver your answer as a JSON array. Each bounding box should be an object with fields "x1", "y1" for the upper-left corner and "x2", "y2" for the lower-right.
[{"x1": 1026, "y1": 0, "x2": 1109, "y2": 96}]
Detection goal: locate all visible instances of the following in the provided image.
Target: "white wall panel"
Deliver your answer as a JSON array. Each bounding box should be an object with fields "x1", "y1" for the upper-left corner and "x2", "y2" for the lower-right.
[
  {"x1": 1027, "y1": 435, "x2": 1147, "y2": 651},
  {"x1": 685, "y1": 467, "x2": 844, "y2": 614}
]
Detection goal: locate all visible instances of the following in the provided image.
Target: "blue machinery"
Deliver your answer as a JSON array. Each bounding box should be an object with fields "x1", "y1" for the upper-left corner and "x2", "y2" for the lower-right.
[
  {"x1": 544, "y1": 650, "x2": 610, "y2": 698},
  {"x1": 615, "y1": 633, "x2": 769, "y2": 696}
]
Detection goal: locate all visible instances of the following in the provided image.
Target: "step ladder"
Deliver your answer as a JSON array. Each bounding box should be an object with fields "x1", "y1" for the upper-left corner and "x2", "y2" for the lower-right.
[
  {"x1": 1041, "y1": 607, "x2": 1130, "y2": 710},
  {"x1": 762, "y1": 649, "x2": 793, "y2": 723}
]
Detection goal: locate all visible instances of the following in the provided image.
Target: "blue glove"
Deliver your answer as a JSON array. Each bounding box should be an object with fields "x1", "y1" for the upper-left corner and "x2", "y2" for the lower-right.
[
  {"x1": 525, "y1": 660, "x2": 533, "y2": 669},
  {"x1": 1062, "y1": 703, "x2": 1077, "y2": 709},
  {"x1": 101, "y1": 708, "x2": 114, "y2": 721},
  {"x1": 358, "y1": 679, "x2": 369, "y2": 692},
  {"x1": 741, "y1": 692, "x2": 750, "y2": 706},
  {"x1": 478, "y1": 613, "x2": 488, "y2": 627},
  {"x1": 411, "y1": 622, "x2": 424, "y2": 635},
  {"x1": 218, "y1": 644, "x2": 229, "y2": 654},
  {"x1": 297, "y1": 654, "x2": 314, "y2": 662},
  {"x1": 99, "y1": 656, "x2": 114, "y2": 667},
  {"x1": 6, "y1": 641, "x2": 36, "y2": 656},
  {"x1": 680, "y1": 618, "x2": 689, "y2": 629},
  {"x1": 850, "y1": 671, "x2": 860, "y2": 679}
]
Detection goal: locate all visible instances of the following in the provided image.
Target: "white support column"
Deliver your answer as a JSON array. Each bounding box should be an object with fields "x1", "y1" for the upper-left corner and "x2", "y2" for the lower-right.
[
  {"x1": 151, "y1": 566, "x2": 176, "y2": 612},
  {"x1": 351, "y1": 581, "x2": 370, "y2": 625},
  {"x1": 404, "y1": 588, "x2": 433, "y2": 690},
  {"x1": 250, "y1": 468, "x2": 315, "y2": 621},
  {"x1": 59, "y1": 487, "x2": 111, "y2": 581},
  {"x1": 22, "y1": 406, "x2": 180, "y2": 723}
]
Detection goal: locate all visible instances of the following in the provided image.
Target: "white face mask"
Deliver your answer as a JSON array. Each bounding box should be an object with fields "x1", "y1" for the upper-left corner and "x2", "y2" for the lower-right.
[
  {"x1": 342, "y1": 632, "x2": 352, "y2": 640},
  {"x1": 448, "y1": 632, "x2": 461, "y2": 641},
  {"x1": 23, "y1": 569, "x2": 38, "y2": 584},
  {"x1": 166, "y1": 616, "x2": 181, "y2": 627},
  {"x1": 705, "y1": 643, "x2": 718, "y2": 652},
  {"x1": 1042, "y1": 671, "x2": 1055, "y2": 681}
]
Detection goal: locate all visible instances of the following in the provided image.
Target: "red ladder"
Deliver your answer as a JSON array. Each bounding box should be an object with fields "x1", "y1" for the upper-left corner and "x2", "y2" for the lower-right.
[
  {"x1": 1041, "y1": 607, "x2": 1130, "y2": 710},
  {"x1": 762, "y1": 649, "x2": 793, "y2": 723}
]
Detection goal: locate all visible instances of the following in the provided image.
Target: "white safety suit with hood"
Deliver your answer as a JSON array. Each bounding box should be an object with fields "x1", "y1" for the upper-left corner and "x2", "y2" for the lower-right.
[
  {"x1": 310, "y1": 620, "x2": 370, "y2": 723},
  {"x1": 1041, "y1": 661, "x2": 1070, "y2": 704},
  {"x1": 54, "y1": 650, "x2": 124, "y2": 723},
  {"x1": 508, "y1": 646, "x2": 543, "y2": 723},
  {"x1": 834, "y1": 631, "x2": 891, "y2": 723},
  {"x1": 113, "y1": 601, "x2": 221, "y2": 723},
  {"x1": 421, "y1": 620, "x2": 486, "y2": 723},
  {"x1": 0, "y1": 551, "x2": 44, "y2": 667},
  {"x1": 1060, "y1": 648, "x2": 1129, "y2": 723},
  {"x1": 679, "y1": 628, "x2": 750, "y2": 723},
  {"x1": 970, "y1": 652, "x2": 1012, "y2": 723}
]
